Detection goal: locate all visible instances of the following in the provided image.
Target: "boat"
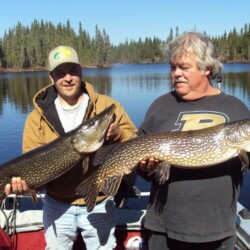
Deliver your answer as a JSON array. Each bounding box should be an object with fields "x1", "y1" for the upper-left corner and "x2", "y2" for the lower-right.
[{"x1": 1, "y1": 188, "x2": 250, "y2": 250}]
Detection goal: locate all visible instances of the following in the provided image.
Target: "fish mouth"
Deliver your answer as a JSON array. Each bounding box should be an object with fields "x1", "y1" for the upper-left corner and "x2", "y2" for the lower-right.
[{"x1": 72, "y1": 104, "x2": 115, "y2": 153}]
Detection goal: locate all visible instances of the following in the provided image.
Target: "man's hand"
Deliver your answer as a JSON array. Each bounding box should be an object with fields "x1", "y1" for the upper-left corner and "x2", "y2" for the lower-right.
[
  {"x1": 106, "y1": 117, "x2": 121, "y2": 141},
  {"x1": 4, "y1": 177, "x2": 29, "y2": 195},
  {"x1": 139, "y1": 157, "x2": 159, "y2": 172}
]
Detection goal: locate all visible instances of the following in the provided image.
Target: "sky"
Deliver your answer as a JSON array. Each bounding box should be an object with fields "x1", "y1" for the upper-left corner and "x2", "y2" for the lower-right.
[{"x1": 0, "y1": 0, "x2": 249, "y2": 45}]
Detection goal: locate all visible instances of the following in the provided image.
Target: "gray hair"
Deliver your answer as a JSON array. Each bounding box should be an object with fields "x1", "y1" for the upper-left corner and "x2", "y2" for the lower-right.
[{"x1": 167, "y1": 31, "x2": 222, "y2": 79}]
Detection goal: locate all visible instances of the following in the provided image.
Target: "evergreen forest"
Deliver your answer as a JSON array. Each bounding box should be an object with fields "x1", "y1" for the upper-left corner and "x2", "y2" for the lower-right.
[{"x1": 0, "y1": 20, "x2": 249, "y2": 70}]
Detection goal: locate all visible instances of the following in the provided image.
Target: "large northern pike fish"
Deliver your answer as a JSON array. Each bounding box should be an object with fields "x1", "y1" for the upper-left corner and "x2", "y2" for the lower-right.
[
  {"x1": 0, "y1": 104, "x2": 115, "y2": 202},
  {"x1": 76, "y1": 119, "x2": 250, "y2": 212}
]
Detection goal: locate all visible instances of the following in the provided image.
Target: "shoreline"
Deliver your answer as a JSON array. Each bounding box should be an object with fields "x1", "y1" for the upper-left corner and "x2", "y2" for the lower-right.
[{"x1": 0, "y1": 61, "x2": 250, "y2": 74}]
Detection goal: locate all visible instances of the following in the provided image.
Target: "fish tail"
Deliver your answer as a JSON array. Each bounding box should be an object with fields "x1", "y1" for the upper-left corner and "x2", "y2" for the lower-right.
[{"x1": 76, "y1": 176, "x2": 100, "y2": 212}]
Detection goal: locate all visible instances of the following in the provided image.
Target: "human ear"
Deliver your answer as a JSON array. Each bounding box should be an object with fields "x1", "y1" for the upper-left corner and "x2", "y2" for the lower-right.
[{"x1": 205, "y1": 67, "x2": 212, "y2": 76}]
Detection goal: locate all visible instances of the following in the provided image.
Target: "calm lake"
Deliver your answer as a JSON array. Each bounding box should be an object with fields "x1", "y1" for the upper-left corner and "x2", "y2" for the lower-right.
[{"x1": 1, "y1": 63, "x2": 250, "y2": 208}]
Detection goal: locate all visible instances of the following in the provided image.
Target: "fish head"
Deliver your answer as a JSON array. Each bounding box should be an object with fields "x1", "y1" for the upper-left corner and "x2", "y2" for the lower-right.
[{"x1": 72, "y1": 104, "x2": 115, "y2": 153}]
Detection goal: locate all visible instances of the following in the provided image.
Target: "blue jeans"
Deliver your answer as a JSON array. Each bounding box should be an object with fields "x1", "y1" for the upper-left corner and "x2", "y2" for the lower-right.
[{"x1": 43, "y1": 194, "x2": 117, "y2": 250}]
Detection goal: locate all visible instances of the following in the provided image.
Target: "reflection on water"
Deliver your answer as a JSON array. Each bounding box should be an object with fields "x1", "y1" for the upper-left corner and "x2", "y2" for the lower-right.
[{"x1": 1, "y1": 63, "x2": 250, "y2": 207}]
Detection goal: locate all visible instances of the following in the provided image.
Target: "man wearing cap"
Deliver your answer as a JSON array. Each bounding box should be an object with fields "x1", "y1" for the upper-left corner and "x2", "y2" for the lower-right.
[{"x1": 5, "y1": 46, "x2": 137, "y2": 249}]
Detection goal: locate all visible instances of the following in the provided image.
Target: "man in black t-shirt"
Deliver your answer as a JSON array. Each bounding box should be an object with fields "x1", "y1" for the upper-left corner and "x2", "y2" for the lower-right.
[{"x1": 138, "y1": 31, "x2": 250, "y2": 250}]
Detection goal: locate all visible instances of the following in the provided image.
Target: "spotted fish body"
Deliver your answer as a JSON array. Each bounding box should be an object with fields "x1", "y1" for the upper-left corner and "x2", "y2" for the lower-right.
[
  {"x1": 0, "y1": 104, "x2": 115, "y2": 201},
  {"x1": 77, "y1": 119, "x2": 250, "y2": 212}
]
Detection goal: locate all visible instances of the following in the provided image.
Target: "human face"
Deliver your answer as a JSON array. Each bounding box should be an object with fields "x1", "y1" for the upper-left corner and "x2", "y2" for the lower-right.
[
  {"x1": 50, "y1": 63, "x2": 82, "y2": 105},
  {"x1": 170, "y1": 52, "x2": 211, "y2": 100}
]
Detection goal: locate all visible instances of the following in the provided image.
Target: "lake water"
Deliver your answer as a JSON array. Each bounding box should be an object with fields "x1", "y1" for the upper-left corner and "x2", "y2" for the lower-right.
[{"x1": 1, "y1": 63, "x2": 250, "y2": 208}]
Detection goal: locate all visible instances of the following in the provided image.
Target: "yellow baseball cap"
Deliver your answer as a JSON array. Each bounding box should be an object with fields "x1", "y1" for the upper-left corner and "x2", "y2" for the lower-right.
[{"x1": 47, "y1": 46, "x2": 80, "y2": 72}]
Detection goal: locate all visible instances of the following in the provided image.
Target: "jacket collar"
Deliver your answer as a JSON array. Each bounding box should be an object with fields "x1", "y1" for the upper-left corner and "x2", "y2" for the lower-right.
[{"x1": 34, "y1": 81, "x2": 90, "y2": 136}]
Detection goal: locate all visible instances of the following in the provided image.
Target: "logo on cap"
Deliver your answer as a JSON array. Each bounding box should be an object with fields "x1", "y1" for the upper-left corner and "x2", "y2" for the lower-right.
[{"x1": 53, "y1": 48, "x2": 72, "y2": 60}]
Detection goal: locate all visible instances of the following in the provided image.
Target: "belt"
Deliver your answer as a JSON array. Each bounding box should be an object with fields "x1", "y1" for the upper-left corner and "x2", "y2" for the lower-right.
[{"x1": 47, "y1": 192, "x2": 107, "y2": 206}]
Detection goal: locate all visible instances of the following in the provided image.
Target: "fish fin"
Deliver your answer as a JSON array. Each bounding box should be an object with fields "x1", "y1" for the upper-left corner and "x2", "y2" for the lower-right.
[
  {"x1": 81, "y1": 157, "x2": 89, "y2": 175},
  {"x1": 91, "y1": 143, "x2": 119, "y2": 166},
  {"x1": 30, "y1": 189, "x2": 38, "y2": 204},
  {"x1": 101, "y1": 175, "x2": 123, "y2": 196},
  {"x1": 149, "y1": 162, "x2": 171, "y2": 185},
  {"x1": 76, "y1": 176, "x2": 99, "y2": 212},
  {"x1": 85, "y1": 188, "x2": 99, "y2": 213},
  {"x1": 238, "y1": 150, "x2": 249, "y2": 172},
  {"x1": 36, "y1": 191, "x2": 45, "y2": 203}
]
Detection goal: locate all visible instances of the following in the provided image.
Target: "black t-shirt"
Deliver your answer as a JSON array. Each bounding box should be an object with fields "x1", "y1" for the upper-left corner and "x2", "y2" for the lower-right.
[{"x1": 138, "y1": 91, "x2": 250, "y2": 242}]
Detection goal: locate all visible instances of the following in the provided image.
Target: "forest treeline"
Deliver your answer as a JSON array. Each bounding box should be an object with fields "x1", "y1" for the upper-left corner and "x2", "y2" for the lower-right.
[{"x1": 0, "y1": 19, "x2": 249, "y2": 70}]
